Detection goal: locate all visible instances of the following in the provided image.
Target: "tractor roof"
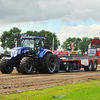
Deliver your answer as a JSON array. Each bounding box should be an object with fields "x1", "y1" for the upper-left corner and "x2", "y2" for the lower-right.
[{"x1": 20, "y1": 36, "x2": 45, "y2": 40}]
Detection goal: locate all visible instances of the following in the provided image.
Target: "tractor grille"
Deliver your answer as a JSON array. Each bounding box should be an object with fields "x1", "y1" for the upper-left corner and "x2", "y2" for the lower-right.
[{"x1": 11, "y1": 50, "x2": 16, "y2": 57}]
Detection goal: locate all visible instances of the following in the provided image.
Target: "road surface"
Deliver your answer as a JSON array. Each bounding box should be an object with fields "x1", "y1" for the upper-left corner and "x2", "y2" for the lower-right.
[{"x1": 0, "y1": 67, "x2": 100, "y2": 95}]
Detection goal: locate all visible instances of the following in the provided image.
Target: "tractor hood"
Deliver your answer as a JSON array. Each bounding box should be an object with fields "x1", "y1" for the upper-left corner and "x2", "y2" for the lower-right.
[{"x1": 11, "y1": 47, "x2": 29, "y2": 58}]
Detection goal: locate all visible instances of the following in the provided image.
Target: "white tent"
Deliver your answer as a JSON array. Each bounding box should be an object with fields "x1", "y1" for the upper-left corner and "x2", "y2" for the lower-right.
[{"x1": 0, "y1": 47, "x2": 4, "y2": 53}]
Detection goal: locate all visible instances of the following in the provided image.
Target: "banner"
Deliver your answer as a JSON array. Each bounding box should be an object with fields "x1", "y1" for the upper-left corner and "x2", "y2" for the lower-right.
[{"x1": 71, "y1": 42, "x2": 74, "y2": 51}]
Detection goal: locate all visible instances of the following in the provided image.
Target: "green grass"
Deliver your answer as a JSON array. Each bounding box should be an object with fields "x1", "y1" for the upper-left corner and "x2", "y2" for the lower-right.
[{"x1": 0, "y1": 80, "x2": 100, "y2": 100}]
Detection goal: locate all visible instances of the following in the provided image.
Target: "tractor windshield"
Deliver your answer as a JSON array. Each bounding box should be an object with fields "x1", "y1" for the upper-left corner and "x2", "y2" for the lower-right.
[{"x1": 21, "y1": 39, "x2": 34, "y2": 50}]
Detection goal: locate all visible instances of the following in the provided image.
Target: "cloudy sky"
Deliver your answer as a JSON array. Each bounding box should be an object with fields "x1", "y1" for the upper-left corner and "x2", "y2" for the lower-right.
[{"x1": 0, "y1": 0, "x2": 100, "y2": 45}]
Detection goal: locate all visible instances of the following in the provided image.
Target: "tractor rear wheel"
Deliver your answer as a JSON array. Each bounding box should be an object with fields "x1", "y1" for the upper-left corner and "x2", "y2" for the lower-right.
[
  {"x1": 0, "y1": 57, "x2": 13, "y2": 74},
  {"x1": 40, "y1": 54, "x2": 56, "y2": 73},
  {"x1": 20, "y1": 57, "x2": 34, "y2": 74}
]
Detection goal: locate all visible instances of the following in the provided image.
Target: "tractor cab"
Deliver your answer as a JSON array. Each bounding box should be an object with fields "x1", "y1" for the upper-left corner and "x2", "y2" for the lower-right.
[
  {"x1": 11, "y1": 36, "x2": 46, "y2": 58},
  {"x1": 21, "y1": 37, "x2": 44, "y2": 55}
]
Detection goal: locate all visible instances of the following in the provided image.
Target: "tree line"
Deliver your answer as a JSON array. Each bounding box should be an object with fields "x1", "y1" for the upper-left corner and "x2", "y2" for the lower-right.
[
  {"x1": 61, "y1": 37, "x2": 91, "y2": 55},
  {"x1": 0, "y1": 27, "x2": 91, "y2": 55}
]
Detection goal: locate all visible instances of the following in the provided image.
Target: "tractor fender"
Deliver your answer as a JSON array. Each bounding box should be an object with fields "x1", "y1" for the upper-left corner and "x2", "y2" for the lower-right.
[{"x1": 39, "y1": 49, "x2": 52, "y2": 58}]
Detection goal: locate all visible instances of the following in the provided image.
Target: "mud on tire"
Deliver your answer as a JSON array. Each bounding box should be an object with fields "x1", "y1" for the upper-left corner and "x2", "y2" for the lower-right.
[
  {"x1": 0, "y1": 57, "x2": 13, "y2": 74},
  {"x1": 20, "y1": 57, "x2": 34, "y2": 74}
]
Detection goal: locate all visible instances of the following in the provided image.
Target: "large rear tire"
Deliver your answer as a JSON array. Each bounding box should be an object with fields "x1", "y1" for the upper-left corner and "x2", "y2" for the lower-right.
[
  {"x1": 39, "y1": 54, "x2": 56, "y2": 73},
  {"x1": 20, "y1": 57, "x2": 34, "y2": 74},
  {"x1": 84, "y1": 60, "x2": 93, "y2": 71},
  {"x1": 0, "y1": 57, "x2": 13, "y2": 74}
]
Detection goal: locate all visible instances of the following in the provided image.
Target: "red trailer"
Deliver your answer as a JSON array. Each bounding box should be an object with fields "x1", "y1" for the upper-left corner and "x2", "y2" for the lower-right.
[{"x1": 52, "y1": 37, "x2": 100, "y2": 72}]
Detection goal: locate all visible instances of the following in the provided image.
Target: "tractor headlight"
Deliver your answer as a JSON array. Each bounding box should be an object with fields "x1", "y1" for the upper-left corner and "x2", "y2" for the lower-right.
[
  {"x1": 14, "y1": 51, "x2": 18, "y2": 57},
  {"x1": 11, "y1": 49, "x2": 21, "y2": 57},
  {"x1": 18, "y1": 49, "x2": 21, "y2": 54},
  {"x1": 14, "y1": 49, "x2": 21, "y2": 57}
]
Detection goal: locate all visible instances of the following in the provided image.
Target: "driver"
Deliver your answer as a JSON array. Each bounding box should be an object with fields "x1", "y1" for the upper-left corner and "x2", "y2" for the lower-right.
[{"x1": 36, "y1": 40, "x2": 42, "y2": 55}]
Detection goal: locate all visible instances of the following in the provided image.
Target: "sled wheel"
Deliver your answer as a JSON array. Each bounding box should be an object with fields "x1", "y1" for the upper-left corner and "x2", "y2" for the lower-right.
[
  {"x1": 92, "y1": 60, "x2": 98, "y2": 71},
  {"x1": 84, "y1": 60, "x2": 93, "y2": 71},
  {"x1": 65, "y1": 63, "x2": 70, "y2": 72}
]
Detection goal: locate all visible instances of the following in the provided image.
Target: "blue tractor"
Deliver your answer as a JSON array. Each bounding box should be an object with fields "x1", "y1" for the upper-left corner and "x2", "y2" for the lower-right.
[{"x1": 0, "y1": 35, "x2": 59, "y2": 74}]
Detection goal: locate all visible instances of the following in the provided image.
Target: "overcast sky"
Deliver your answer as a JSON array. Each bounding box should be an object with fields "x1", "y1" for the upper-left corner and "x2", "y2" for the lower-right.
[{"x1": 0, "y1": 0, "x2": 100, "y2": 45}]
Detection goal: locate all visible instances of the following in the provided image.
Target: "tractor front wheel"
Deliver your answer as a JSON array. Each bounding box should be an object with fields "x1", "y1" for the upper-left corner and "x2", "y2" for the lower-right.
[
  {"x1": 20, "y1": 57, "x2": 34, "y2": 74},
  {"x1": 16, "y1": 65, "x2": 20, "y2": 73},
  {"x1": 0, "y1": 57, "x2": 13, "y2": 74}
]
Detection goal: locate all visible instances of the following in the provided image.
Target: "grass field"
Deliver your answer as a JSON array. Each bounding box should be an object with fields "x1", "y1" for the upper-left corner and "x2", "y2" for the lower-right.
[{"x1": 0, "y1": 79, "x2": 100, "y2": 100}]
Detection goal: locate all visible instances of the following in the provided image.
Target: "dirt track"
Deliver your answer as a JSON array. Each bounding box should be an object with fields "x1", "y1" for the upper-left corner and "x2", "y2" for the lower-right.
[{"x1": 0, "y1": 67, "x2": 100, "y2": 95}]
